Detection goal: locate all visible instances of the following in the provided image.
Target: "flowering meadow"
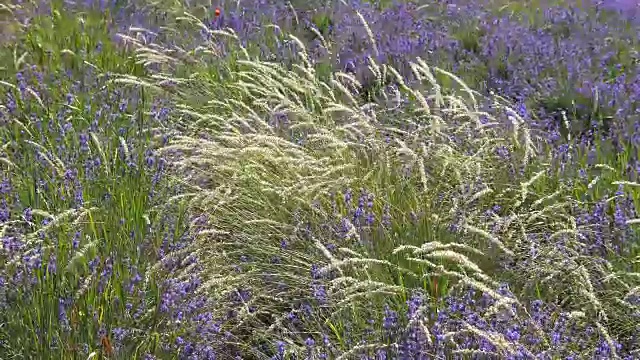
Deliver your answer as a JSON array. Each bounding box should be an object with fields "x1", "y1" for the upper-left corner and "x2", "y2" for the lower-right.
[{"x1": 1, "y1": 0, "x2": 639, "y2": 358}]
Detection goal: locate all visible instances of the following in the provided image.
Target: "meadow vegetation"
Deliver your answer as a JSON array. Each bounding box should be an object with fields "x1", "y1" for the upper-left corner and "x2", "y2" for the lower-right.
[{"x1": 0, "y1": 0, "x2": 639, "y2": 359}]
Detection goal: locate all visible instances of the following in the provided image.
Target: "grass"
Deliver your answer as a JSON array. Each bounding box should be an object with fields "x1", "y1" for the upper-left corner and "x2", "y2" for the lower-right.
[{"x1": 0, "y1": 0, "x2": 639, "y2": 359}]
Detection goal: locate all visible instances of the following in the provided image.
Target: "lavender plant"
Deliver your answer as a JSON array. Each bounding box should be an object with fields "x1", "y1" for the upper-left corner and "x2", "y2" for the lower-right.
[{"x1": 1, "y1": 0, "x2": 640, "y2": 359}]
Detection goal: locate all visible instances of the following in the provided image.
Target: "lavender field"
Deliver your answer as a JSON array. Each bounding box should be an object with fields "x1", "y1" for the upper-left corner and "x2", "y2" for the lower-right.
[{"x1": 0, "y1": 0, "x2": 639, "y2": 359}]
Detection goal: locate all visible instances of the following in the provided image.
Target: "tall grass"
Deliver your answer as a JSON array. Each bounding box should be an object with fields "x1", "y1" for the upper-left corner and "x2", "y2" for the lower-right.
[
  {"x1": 1, "y1": 0, "x2": 639, "y2": 359},
  {"x1": 0, "y1": 1, "x2": 183, "y2": 358},
  {"x1": 121, "y1": 3, "x2": 638, "y2": 358}
]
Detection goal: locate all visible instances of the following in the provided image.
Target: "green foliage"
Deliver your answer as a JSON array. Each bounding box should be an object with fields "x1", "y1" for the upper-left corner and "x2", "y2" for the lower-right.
[
  {"x1": 1, "y1": 0, "x2": 639, "y2": 359},
  {"x1": 0, "y1": 3, "x2": 171, "y2": 358}
]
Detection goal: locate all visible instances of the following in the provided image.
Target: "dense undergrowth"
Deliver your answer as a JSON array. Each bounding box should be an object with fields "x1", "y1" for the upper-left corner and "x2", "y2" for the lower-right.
[{"x1": 0, "y1": 0, "x2": 639, "y2": 359}]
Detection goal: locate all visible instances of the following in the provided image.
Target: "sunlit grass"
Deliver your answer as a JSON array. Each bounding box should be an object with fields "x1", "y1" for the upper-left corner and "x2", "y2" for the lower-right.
[{"x1": 1, "y1": 0, "x2": 639, "y2": 359}]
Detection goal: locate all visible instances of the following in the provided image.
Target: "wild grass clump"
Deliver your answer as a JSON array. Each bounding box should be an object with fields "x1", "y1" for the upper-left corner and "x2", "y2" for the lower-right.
[
  {"x1": 118, "y1": 5, "x2": 639, "y2": 358},
  {"x1": 1, "y1": 0, "x2": 639, "y2": 359}
]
